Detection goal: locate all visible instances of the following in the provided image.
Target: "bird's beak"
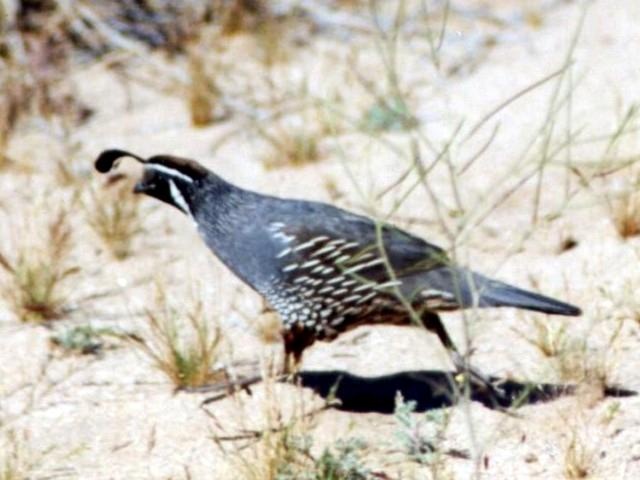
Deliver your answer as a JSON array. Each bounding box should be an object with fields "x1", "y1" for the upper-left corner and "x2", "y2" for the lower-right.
[{"x1": 133, "y1": 180, "x2": 148, "y2": 194}]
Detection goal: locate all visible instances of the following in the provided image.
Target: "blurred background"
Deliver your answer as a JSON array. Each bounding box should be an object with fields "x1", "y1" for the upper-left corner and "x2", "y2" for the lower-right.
[{"x1": 1, "y1": 1, "x2": 640, "y2": 478}]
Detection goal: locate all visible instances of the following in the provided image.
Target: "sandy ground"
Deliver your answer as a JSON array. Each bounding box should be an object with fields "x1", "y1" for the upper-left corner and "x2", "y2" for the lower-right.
[{"x1": 1, "y1": 0, "x2": 640, "y2": 478}]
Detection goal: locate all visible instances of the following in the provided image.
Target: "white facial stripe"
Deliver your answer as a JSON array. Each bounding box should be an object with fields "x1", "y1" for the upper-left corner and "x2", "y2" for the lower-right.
[
  {"x1": 169, "y1": 180, "x2": 192, "y2": 217},
  {"x1": 147, "y1": 164, "x2": 194, "y2": 183}
]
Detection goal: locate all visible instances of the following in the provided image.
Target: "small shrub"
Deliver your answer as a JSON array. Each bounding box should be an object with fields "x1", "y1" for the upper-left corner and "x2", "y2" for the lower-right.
[
  {"x1": 0, "y1": 430, "x2": 44, "y2": 480},
  {"x1": 86, "y1": 178, "x2": 143, "y2": 260},
  {"x1": 261, "y1": 129, "x2": 321, "y2": 169},
  {"x1": 523, "y1": 318, "x2": 570, "y2": 358},
  {"x1": 360, "y1": 96, "x2": 418, "y2": 132},
  {"x1": 611, "y1": 188, "x2": 640, "y2": 239},
  {"x1": 137, "y1": 290, "x2": 225, "y2": 390},
  {"x1": 219, "y1": 0, "x2": 268, "y2": 36},
  {"x1": 242, "y1": 430, "x2": 373, "y2": 480},
  {"x1": 50, "y1": 324, "x2": 132, "y2": 355},
  {"x1": 393, "y1": 393, "x2": 463, "y2": 477},
  {"x1": 53, "y1": 138, "x2": 87, "y2": 187},
  {"x1": 0, "y1": 210, "x2": 78, "y2": 323},
  {"x1": 563, "y1": 433, "x2": 592, "y2": 479},
  {"x1": 309, "y1": 438, "x2": 372, "y2": 480},
  {"x1": 187, "y1": 47, "x2": 231, "y2": 127},
  {"x1": 517, "y1": 315, "x2": 621, "y2": 391},
  {"x1": 394, "y1": 397, "x2": 439, "y2": 465},
  {"x1": 0, "y1": 431, "x2": 28, "y2": 480}
]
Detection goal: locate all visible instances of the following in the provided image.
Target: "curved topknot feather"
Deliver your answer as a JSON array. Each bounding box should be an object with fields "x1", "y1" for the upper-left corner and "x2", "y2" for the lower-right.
[{"x1": 94, "y1": 149, "x2": 146, "y2": 173}]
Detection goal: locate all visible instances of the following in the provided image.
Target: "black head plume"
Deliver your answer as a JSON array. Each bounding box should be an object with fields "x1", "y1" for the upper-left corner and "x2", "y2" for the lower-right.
[{"x1": 95, "y1": 149, "x2": 147, "y2": 173}]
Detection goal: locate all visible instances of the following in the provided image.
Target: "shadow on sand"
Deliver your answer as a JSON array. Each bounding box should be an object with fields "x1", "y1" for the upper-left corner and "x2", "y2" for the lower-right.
[{"x1": 296, "y1": 369, "x2": 637, "y2": 414}]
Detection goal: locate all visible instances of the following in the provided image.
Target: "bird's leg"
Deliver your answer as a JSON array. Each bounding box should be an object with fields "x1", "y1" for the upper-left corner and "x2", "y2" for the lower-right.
[
  {"x1": 420, "y1": 312, "x2": 507, "y2": 402},
  {"x1": 282, "y1": 344, "x2": 302, "y2": 377},
  {"x1": 282, "y1": 325, "x2": 315, "y2": 379}
]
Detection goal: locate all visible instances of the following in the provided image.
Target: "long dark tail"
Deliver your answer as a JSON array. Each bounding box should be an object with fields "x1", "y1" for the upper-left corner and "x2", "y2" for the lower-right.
[
  {"x1": 474, "y1": 277, "x2": 581, "y2": 316},
  {"x1": 405, "y1": 267, "x2": 581, "y2": 316}
]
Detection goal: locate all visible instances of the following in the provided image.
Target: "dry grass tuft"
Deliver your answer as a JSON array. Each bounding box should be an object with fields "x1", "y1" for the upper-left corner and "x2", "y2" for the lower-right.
[
  {"x1": 186, "y1": 46, "x2": 231, "y2": 127},
  {"x1": 188, "y1": 51, "x2": 218, "y2": 127},
  {"x1": 254, "y1": 16, "x2": 291, "y2": 67},
  {"x1": 519, "y1": 317, "x2": 570, "y2": 359},
  {"x1": 86, "y1": 177, "x2": 143, "y2": 260},
  {"x1": 260, "y1": 124, "x2": 322, "y2": 170},
  {"x1": 216, "y1": 373, "x2": 372, "y2": 480},
  {"x1": 610, "y1": 187, "x2": 640, "y2": 239},
  {"x1": 219, "y1": 0, "x2": 268, "y2": 36},
  {"x1": 264, "y1": 132, "x2": 320, "y2": 169},
  {"x1": 235, "y1": 423, "x2": 302, "y2": 480},
  {"x1": 216, "y1": 0, "x2": 289, "y2": 66},
  {"x1": 0, "y1": 430, "x2": 31, "y2": 480},
  {"x1": 137, "y1": 288, "x2": 225, "y2": 390},
  {"x1": 0, "y1": 209, "x2": 78, "y2": 323},
  {"x1": 233, "y1": 412, "x2": 373, "y2": 480},
  {"x1": 563, "y1": 431, "x2": 593, "y2": 479},
  {"x1": 0, "y1": 428, "x2": 74, "y2": 480},
  {"x1": 517, "y1": 314, "x2": 622, "y2": 392},
  {"x1": 53, "y1": 138, "x2": 87, "y2": 187}
]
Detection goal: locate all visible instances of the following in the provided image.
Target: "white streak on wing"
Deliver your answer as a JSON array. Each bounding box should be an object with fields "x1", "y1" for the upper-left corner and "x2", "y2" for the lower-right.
[
  {"x1": 311, "y1": 245, "x2": 336, "y2": 257},
  {"x1": 326, "y1": 250, "x2": 345, "y2": 260},
  {"x1": 327, "y1": 275, "x2": 345, "y2": 285},
  {"x1": 169, "y1": 180, "x2": 192, "y2": 217},
  {"x1": 318, "y1": 286, "x2": 335, "y2": 294},
  {"x1": 273, "y1": 232, "x2": 295, "y2": 243},
  {"x1": 148, "y1": 164, "x2": 194, "y2": 183},
  {"x1": 351, "y1": 252, "x2": 375, "y2": 263},
  {"x1": 294, "y1": 236, "x2": 330, "y2": 252},
  {"x1": 294, "y1": 238, "x2": 321, "y2": 252},
  {"x1": 374, "y1": 280, "x2": 403, "y2": 290},
  {"x1": 276, "y1": 247, "x2": 292, "y2": 258},
  {"x1": 301, "y1": 259, "x2": 321, "y2": 269},
  {"x1": 356, "y1": 291, "x2": 377, "y2": 304},
  {"x1": 311, "y1": 265, "x2": 326, "y2": 274},
  {"x1": 328, "y1": 239, "x2": 347, "y2": 246},
  {"x1": 421, "y1": 289, "x2": 454, "y2": 300},
  {"x1": 334, "y1": 254, "x2": 351, "y2": 264},
  {"x1": 353, "y1": 283, "x2": 373, "y2": 293},
  {"x1": 342, "y1": 258, "x2": 384, "y2": 274},
  {"x1": 342, "y1": 295, "x2": 362, "y2": 303}
]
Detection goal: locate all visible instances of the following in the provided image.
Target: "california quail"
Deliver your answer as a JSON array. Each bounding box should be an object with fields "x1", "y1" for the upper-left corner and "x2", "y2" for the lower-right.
[{"x1": 95, "y1": 149, "x2": 581, "y2": 377}]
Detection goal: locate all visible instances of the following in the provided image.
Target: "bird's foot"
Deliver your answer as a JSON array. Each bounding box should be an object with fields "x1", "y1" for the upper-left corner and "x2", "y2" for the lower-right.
[{"x1": 450, "y1": 352, "x2": 511, "y2": 408}]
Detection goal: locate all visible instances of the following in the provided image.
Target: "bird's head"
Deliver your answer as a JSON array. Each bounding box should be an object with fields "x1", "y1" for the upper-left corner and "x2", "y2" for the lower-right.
[{"x1": 95, "y1": 149, "x2": 209, "y2": 215}]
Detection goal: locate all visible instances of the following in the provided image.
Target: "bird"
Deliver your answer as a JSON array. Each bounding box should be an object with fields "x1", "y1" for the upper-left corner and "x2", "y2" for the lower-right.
[{"x1": 94, "y1": 149, "x2": 581, "y2": 388}]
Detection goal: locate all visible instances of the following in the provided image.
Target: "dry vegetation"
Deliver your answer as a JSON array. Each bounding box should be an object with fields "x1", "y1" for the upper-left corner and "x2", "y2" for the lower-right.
[
  {"x1": 137, "y1": 286, "x2": 226, "y2": 390},
  {"x1": 0, "y1": 208, "x2": 78, "y2": 322},
  {"x1": 0, "y1": 0, "x2": 639, "y2": 478},
  {"x1": 85, "y1": 176, "x2": 143, "y2": 260}
]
